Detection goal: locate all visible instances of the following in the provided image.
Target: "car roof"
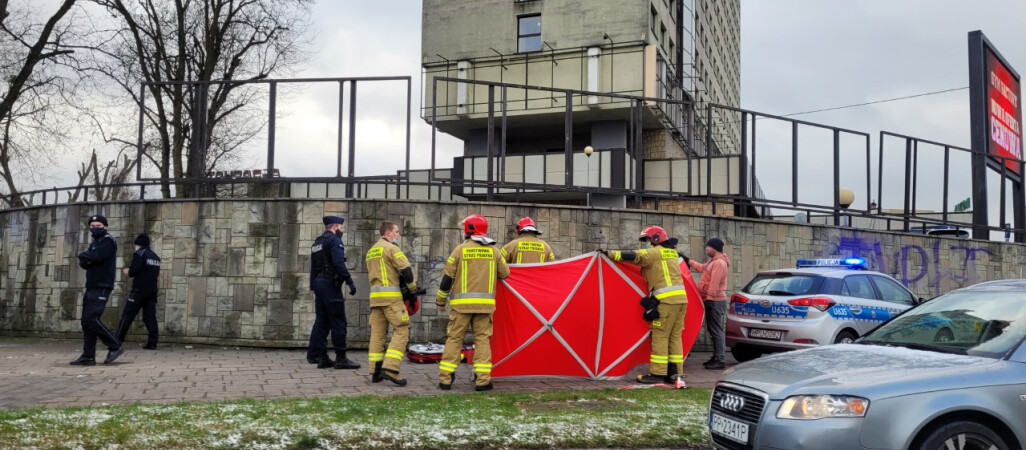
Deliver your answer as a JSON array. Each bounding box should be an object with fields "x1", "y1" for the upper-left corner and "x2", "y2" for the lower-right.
[
  {"x1": 960, "y1": 279, "x2": 1026, "y2": 291},
  {"x1": 756, "y1": 267, "x2": 888, "y2": 279}
]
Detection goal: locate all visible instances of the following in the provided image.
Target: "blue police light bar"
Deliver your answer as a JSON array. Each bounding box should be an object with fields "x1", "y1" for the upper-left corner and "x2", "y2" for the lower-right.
[{"x1": 796, "y1": 258, "x2": 867, "y2": 269}]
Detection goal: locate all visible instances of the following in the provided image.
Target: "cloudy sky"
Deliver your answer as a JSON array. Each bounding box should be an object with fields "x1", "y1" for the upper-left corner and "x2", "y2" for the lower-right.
[{"x1": 25, "y1": 0, "x2": 1026, "y2": 229}]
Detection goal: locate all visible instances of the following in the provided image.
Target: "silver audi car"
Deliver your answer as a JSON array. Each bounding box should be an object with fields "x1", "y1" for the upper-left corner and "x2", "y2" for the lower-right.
[{"x1": 709, "y1": 279, "x2": 1026, "y2": 450}]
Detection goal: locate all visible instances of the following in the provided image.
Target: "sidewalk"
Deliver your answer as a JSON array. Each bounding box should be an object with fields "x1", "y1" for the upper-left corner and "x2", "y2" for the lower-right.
[{"x1": 0, "y1": 337, "x2": 733, "y2": 410}]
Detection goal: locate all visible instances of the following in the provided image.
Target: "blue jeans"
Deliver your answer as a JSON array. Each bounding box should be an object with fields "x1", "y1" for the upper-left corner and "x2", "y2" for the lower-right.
[{"x1": 704, "y1": 300, "x2": 727, "y2": 361}]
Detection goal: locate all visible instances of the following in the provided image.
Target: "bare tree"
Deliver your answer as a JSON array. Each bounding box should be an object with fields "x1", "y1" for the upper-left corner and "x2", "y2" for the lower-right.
[
  {"x1": 70, "y1": 147, "x2": 137, "y2": 202},
  {"x1": 0, "y1": 0, "x2": 80, "y2": 208},
  {"x1": 87, "y1": 0, "x2": 313, "y2": 198}
]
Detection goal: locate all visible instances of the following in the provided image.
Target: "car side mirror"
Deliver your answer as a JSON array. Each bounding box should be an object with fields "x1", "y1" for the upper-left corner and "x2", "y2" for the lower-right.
[{"x1": 916, "y1": 297, "x2": 927, "y2": 305}]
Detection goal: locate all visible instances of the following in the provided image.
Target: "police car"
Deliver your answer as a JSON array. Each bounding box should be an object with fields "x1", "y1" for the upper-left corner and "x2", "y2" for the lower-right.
[{"x1": 727, "y1": 258, "x2": 922, "y2": 362}]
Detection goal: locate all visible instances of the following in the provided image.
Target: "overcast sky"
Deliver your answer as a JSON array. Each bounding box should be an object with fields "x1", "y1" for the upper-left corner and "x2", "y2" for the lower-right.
[{"x1": 27, "y1": 0, "x2": 1026, "y2": 228}]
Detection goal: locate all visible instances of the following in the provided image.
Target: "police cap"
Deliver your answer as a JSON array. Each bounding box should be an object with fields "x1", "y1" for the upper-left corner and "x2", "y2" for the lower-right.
[{"x1": 322, "y1": 216, "x2": 345, "y2": 226}]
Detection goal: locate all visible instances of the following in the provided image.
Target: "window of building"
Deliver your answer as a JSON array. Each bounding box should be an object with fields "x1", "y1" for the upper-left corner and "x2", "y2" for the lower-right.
[
  {"x1": 660, "y1": 23, "x2": 666, "y2": 46},
  {"x1": 651, "y1": 5, "x2": 658, "y2": 35},
  {"x1": 669, "y1": 0, "x2": 676, "y2": 20},
  {"x1": 517, "y1": 14, "x2": 542, "y2": 53}
]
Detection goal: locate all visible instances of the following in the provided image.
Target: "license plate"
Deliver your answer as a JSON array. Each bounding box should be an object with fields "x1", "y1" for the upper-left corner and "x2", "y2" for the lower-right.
[
  {"x1": 749, "y1": 328, "x2": 782, "y2": 340},
  {"x1": 710, "y1": 412, "x2": 749, "y2": 444}
]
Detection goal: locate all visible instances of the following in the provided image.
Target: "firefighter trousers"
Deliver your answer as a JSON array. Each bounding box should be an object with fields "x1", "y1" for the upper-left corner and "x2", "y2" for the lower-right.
[
  {"x1": 438, "y1": 311, "x2": 492, "y2": 386},
  {"x1": 368, "y1": 301, "x2": 410, "y2": 374},
  {"x1": 649, "y1": 302, "x2": 687, "y2": 376}
]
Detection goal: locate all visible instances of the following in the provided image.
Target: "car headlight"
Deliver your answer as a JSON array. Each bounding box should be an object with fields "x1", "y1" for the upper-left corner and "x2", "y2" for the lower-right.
[{"x1": 777, "y1": 395, "x2": 869, "y2": 419}]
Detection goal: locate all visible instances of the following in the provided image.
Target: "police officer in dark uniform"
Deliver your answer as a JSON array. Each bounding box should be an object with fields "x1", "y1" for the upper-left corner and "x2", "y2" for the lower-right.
[
  {"x1": 306, "y1": 216, "x2": 361, "y2": 369},
  {"x1": 115, "y1": 233, "x2": 161, "y2": 350},
  {"x1": 71, "y1": 214, "x2": 124, "y2": 366}
]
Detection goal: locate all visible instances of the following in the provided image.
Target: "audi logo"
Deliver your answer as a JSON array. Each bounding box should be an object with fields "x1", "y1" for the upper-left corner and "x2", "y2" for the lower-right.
[{"x1": 719, "y1": 393, "x2": 746, "y2": 412}]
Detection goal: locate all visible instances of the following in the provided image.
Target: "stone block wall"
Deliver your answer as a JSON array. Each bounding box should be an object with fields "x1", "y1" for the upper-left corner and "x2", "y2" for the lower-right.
[{"x1": 2, "y1": 199, "x2": 1024, "y2": 351}]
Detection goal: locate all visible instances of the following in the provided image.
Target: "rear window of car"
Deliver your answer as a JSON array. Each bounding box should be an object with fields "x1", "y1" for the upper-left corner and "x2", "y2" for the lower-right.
[{"x1": 743, "y1": 273, "x2": 826, "y2": 296}]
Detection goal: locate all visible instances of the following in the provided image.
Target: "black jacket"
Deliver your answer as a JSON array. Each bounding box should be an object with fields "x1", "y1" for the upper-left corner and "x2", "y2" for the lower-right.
[
  {"x1": 309, "y1": 231, "x2": 352, "y2": 289},
  {"x1": 127, "y1": 247, "x2": 161, "y2": 296},
  {"x1": 78, "y1": 232, "x2": 118, "y2": 289}
]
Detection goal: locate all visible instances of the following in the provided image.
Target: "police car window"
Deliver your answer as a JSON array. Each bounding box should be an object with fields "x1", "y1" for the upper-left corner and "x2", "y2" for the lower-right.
[
  {"x1": 870, "y1": 275, "x2": 915, "y2": 305},
  {"x1": 841, "y1": 275, "x2": 878, "y2": 300},
  {"x1": 743, "y1": 274, "x2": 823, "y2": 295}
]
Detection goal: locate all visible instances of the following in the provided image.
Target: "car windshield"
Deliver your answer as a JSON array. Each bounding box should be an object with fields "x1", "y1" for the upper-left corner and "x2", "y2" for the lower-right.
[
  {"x1": 862, "y1": 290, "x2": 1026, "y2": 358},
  {"x1": 744, "y1": 274, "x2": 823, "y2": 296}
]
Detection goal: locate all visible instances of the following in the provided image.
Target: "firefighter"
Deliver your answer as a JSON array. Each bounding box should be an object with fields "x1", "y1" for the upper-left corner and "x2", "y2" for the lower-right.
[
  {"x1": 500, "y1": 217, "x2": 556, "y2": 264},
  {"x1": 606, "y1": 225, "x2": 688, "y2": 384},
  {"x1": 436, "y1": 214, "x2": 510, "y2": 391},
  {"x1": 365, "y1": 221, "x2": 417, "y2": 386},
  {"x1": 306, "y1": 216, "x2": 361, "y2": 370}
]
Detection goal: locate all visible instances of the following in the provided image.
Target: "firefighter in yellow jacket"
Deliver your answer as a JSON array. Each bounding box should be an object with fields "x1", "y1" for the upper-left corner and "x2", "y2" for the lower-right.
[
  {"x1": 366, "y1": 221, "x2": 417, "y2": 386},
  {"x1": 606, "y1": 225, "x2": 687, "y2": 384},
  {"x1": 436, "y1": 214, "x2": 511, "y2": 391},
  {"x1": 501, "y1": 217, "x2": 556, "y2": 264}
]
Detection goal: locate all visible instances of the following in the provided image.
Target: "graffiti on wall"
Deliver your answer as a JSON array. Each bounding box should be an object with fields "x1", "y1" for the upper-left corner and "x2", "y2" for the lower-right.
[{"x1": 837, "y1": 237, "x2": 994, "y2": 295}]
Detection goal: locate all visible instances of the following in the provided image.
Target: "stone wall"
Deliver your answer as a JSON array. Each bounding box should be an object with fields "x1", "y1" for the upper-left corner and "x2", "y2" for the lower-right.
[{"x1": 2, "y1": 199, "x2": 1024, "y2": 351}]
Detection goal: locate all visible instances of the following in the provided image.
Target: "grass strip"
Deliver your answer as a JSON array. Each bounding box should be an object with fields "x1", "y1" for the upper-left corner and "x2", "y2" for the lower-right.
[{"x1": 0, "y1": 387, "x2": 711, "y2": 449}]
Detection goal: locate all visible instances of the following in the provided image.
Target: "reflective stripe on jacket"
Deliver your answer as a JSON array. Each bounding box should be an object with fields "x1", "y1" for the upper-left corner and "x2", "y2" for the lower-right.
[
  {"x1": 436, "y1": 239, "x2": 511, "y2": 313},
  {"x1": 611, "y1": 246, "x2": 687, "y2": 305},
  {"x1": 366, "y1": 238, "x2": 413, "y2": 307}
]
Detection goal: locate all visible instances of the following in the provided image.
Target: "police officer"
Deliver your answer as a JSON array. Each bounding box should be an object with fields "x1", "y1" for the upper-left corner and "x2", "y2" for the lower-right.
[
  {"x1": 365, "y1": 221, "x2": 418, "y2": 386},
  {"x1": 71, "y1": 214, "x2": 123, "y2": 366},
  {"x1": 306, "y1": 216, "x2": 361, "y2": 370},
  {"x1": 436, "y1": 214, "x2": 510, "y2": 391},
  {"x1": 501, "y1": 217, "x2": 556, "y2": 264},
  {"x1": 115, "y1": 233, "x2": 161, "y2": 349},
  {"x1": 606, "y1": 225, "x2": 688, "y2": 384}
]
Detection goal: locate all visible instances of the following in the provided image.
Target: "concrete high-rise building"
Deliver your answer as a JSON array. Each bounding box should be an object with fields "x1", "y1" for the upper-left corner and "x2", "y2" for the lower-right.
[
  {"x1": 421, "y1": 0, "x2": 742, "y2": 209},
  {"x1": 695, "y1": 0, "x2": 741, "y2": 155}
]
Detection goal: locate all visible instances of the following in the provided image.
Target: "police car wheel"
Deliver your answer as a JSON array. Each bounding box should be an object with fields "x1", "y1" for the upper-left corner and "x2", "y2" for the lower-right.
[
  {"x1": 730, "y1": 344, "x2": 761, "y2": 363},
  {"x1": 833, "y1": 330, "x2": 857, "y2": 344}
]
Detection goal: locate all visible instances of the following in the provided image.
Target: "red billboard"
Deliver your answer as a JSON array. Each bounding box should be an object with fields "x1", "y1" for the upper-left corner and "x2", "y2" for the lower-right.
[{"x1": 986, "y1": 50, "x2": 1023, "y2": 173}]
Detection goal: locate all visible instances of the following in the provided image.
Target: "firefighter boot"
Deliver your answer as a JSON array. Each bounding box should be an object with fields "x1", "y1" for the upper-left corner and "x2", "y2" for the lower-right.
[
  {"x1": 636, "y1": 373, "x2": 665, "y2": 384},
  {"x1": 664, "y1": 363, "x2": 679, "y2": 384},
  {"x1": 371, "y1": 361, "x2": 384, "y2": 383},
  {"x1": 439, "y1": 373, "x2": 454, "y2": 390},
  {"x1": 334, "y1": 353, "x2": 361, "y2": 370},
  {"x1": 382, "y1": 370, "x2": 408, "y2": 386}
]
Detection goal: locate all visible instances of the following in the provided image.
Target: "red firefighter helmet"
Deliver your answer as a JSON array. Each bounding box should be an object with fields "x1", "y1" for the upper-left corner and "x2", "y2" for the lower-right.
[
  {"x1": 639, "y1": 225, "x2": 668, "y2": 245},
  {"x1": 463, "y1": 214, "x2": 488, "y2": 237},
  {"x1": 515, "y1": 217, "x2": 540, "y2": 235}
]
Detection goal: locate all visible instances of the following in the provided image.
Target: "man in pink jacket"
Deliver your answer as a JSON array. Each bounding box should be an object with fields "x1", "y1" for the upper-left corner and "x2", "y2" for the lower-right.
[{"x1": 687, "y1": 238, "x2": 730, "y2": 370}]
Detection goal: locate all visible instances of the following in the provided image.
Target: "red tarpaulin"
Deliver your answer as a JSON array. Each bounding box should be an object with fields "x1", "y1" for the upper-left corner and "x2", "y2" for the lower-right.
[{"x1": 491, "y1": 251, "x2": 705, "y2": 379}]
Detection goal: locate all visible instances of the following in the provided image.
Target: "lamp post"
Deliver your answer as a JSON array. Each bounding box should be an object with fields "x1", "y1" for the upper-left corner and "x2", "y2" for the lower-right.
[{"x1": 838, "y1": 188, "x2": 855, "y2": 227}]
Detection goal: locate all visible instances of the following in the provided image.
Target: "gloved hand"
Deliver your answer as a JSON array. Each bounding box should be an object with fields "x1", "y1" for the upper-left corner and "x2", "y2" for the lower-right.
[
  {"x1": 678, "y1": 252, "x2": 690, "y2": 265},
  {"x1": 345, "y1": 277, "x2": 357, "y2": 296},
  {"x1": 596, "y1": 249, "x2": 607, "y2": 257}
]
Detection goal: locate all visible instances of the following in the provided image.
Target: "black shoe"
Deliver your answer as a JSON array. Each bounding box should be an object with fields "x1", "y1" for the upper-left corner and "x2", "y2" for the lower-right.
[
  {"x1": 317, "y1": 357, "x2": 335, "y2": 369},
  {"x1": 637, "y1": 374, "x2": 665, "y2": 384},
  {"x1": 382, "y1": 370, "x2": 407, "y2": 386},
  {"x1": 474, "y1": 382, "x2": 493, "y2": 391},
  {"x1": 705, "y1": 360, "x2": 726, "y2": 370},
  {"x1": 307, "y1": 356, "x2": 320, "y2": 364},
  {"x1": 142, "y1": 344, "x2": 157, "y2": 350},
  {"x1": 371, "y1": 361, "x2": 384, "y2": 383},
  {"x1": 703, "y1": 356, "x2": 717, "y2": 366},
  {"x1": 70, "y1": 356, "x2": 96, "y2": 366},
  {"x1": 334, "y1": 357, "x2": 361, "y2": 370},
  {"x1": 104, "y1": 347, "x2": 124, "y2": 364}
]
